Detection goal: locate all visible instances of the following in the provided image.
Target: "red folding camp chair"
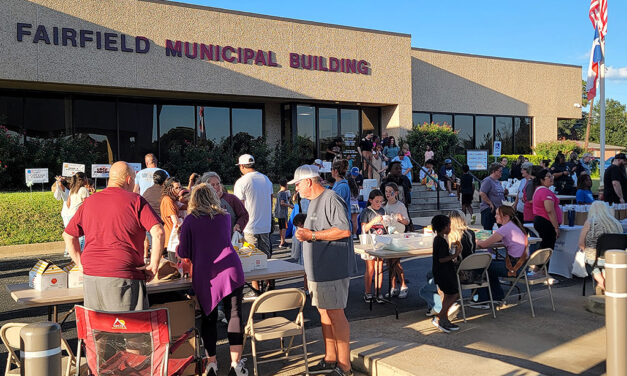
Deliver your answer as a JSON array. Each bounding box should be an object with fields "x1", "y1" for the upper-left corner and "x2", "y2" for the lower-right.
[{"x1": 74, "y1": 305, "x2": 202, "y2": 376}]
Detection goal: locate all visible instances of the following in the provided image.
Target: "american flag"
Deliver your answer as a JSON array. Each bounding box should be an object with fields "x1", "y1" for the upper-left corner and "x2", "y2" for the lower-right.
[{"x1": 589, "y1": 0, "x2": 607, "y2": 40}]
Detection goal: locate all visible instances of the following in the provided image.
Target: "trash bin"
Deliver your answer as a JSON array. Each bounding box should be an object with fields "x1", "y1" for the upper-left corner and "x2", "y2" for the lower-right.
[{"x1": 20, "y1": 322, "x2": 62, "y2": 376}]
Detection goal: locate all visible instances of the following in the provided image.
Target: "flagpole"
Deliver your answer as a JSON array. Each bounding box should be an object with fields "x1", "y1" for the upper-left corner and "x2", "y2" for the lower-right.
[{"x1": 599, "y1": 36, "x2": 606, "y2": 182}]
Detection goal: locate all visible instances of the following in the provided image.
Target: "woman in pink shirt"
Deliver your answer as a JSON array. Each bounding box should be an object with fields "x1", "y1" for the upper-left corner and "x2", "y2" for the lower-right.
[{"x1": 532, "y1": 169, "x2": 562, "y2": 250}]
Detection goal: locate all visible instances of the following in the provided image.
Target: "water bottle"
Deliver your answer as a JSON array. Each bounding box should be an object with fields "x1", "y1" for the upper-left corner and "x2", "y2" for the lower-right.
[
  {"x1": 492, "y1": 223, "x2": 498, "y2": 233},
  {"x1": 568, "y1": 209, "x2": 575, "y2": 227}
]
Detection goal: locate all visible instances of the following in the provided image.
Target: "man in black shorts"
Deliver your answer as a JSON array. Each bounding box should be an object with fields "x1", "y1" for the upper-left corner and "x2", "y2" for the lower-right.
[{"x1": 460, "y1": 165, "x2": 474, "y2": 215}]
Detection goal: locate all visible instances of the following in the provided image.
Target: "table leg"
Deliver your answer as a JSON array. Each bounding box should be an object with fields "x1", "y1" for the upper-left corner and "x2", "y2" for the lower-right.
[{"x1": 53, "y1": 305, "x2": 58, "y2": 323}]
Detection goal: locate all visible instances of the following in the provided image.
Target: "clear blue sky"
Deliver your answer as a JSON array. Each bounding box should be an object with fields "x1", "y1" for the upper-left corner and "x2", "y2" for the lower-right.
[{"x1": 182, "y1": 0, "x2": 627, "y2": 108}]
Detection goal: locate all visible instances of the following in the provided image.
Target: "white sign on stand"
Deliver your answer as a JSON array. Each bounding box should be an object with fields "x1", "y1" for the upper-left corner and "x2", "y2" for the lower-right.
[
  {"x1": 91, "y1": 164, "x2": 111, "y2": 178},
  {"x1": 320, "y1": 161, "x2": 332, "y2": 173},
  {"x1": 25, "y1": 168, "x2": 49, "y2": 184},
  {"x1": 62, "y1": 163, "x2": 85, "y2": 177},
  {"x1": 129, "y1": 163, "x2": 142, "y2": 173},
  {"x1": 466, "y1": 150, "x2": 488, "y2": 171},
  {"x1": 493, "y1": 141, "x2": 502, "y2": 157}
]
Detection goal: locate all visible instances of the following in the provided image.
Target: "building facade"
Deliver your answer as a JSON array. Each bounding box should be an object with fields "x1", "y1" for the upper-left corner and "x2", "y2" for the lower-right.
[{"x1": 0, "y1": 0, "x2": 581, "y2": 165}]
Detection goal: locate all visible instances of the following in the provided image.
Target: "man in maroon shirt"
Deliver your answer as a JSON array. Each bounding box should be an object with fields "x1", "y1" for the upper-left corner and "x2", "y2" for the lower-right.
[{"x1": 63, "y1": 161, "x2": 165, "y2": 311}]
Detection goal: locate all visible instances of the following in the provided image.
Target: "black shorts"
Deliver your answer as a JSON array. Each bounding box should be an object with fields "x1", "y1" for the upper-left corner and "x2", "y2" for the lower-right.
[
  {"x1": 461, "y1": 193, "x2": 473, "y2": 206},
  {"x1": 278, "y1": 218, "x2": 287, "y2": 229},
  {"x1": 434, "y1": 273, "x2": 458, "y2": 295}
]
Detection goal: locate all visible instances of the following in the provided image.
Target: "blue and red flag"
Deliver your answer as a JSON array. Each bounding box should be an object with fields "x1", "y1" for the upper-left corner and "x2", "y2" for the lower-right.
[{"x1": 586, "y1": 27, "x2": 602, "y2": 101}]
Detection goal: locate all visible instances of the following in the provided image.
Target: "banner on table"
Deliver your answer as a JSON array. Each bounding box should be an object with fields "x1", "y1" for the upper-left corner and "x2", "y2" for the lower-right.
[
  {"x1": 62, "y1": 163, "x2": 85, "y2": 177},
  {"x1": 129, "y1": 163, "x2": 142, "y2": 173},
  {"x1": 25, "y1": 168, "x2": 49, "y2": 184},
  {"x1": 91, "y1": 164, "x2": 111, "y2": 178},
  {"x1": 466, "y1": 150, "x2": 488, "y2": 171}
]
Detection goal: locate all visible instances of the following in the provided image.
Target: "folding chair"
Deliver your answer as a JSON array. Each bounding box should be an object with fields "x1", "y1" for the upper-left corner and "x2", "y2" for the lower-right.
[
  {"x1": 244, "y1": 288, "x2": 308, "y2": 376},
  {"x1": 582, "y1": 233, "x2": 627, "y2": 296},
  {"x1": 74, "y1": 305, "x2": 202, "y2": 376},
  {"x1": 0, "y1": 322, "x2": 85, "y2": 376},
  {"x1": 503, "y1": 248, "x2": 556, "y2": 317},
  {"x1": 455, "y1": 252, "x2": 497, "y2": 323}
]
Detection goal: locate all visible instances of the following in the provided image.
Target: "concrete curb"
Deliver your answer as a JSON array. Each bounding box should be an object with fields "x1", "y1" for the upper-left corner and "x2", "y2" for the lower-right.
[{"x1": 0, "y1": 241, "x2": 65, "y2": 259}]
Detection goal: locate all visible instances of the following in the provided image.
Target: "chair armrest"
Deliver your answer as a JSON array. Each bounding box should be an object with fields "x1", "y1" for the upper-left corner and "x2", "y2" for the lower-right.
[{"x1": 170, "y1": 328, "x2": 198, "y2": 355}]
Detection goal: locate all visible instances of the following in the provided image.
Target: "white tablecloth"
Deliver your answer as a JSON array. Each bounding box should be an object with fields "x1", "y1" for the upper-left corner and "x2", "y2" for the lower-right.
[{"x1": 524, "y1": 224, "x2": 583, "y2": 278}]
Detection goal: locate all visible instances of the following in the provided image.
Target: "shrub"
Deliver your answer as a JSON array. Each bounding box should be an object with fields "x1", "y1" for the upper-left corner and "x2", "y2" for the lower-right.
[
  {"x1": 270, "y1": 136, "x2": 315, "y2": 183},
  {"x1": 533, "y1": 140, "x2": 588, "y2": 159},
  {"x1": 404, "y1": 122, "x2": 459, "y2": 166}
]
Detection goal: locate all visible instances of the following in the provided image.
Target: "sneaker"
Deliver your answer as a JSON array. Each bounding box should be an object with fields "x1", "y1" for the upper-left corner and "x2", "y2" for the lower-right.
[
  {"x1": 243, "y1": 290, "x2": 259, "y2": 301},
  {"x1": 449, "y1": 193, "x2": 456, "y2": 197},
  {"x1": 447, "y1": 303, "x2": 461, "y2": 320},
  {"x1": 363, "y1": 293, "x2": 373, "y2": 303},
  {"x1": 425, "y1": 308, "x2": 438, "y2": 317},
  {"x1": 375, "y1": 294, "x2": 385, "y2": 303},
  {"x1": 228, "y1": 358, "x2": 248, "y2": 376},
  {"x1": 431, "y1": 317, "x2": 450, "y2": 333},
  {"x1": 308, "y1": 359, "x2": 337, "y2": 374},
  {"x1": 384, "y1": 288, "x2": 399, "y2": 298},
  {"x1": 544, "y1": 277, "x2": 559, "y2": 285},
  {"x1": 471, "y1": 303, "x2": 491, "y2": 310},
  {"x1": 441, "y1": 320, "x2": 460, "y2": 332},
  {"x1": 329, "y1": 366, "x2": 354, "y2": 376},
  {"x1": 203, "y1": 361, "x2": 217, "y2": 376},
  {"x1": 398, "y1": 287, "x2": 409, "y2": 299}
]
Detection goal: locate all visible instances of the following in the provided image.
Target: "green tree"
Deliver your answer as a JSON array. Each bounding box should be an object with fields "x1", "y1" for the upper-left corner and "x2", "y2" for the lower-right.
[
  {"x1": 557, "y1": 80, "x2": 588, "y2": 140},
  {"x1": 588, "y1": 98, "x2": 627, "y2": 148}
]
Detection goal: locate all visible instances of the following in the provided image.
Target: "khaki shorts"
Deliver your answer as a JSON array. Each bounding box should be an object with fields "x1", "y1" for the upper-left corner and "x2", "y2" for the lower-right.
[
  {"x1": 244, "y1": 232, "x2": 272, "y2": 258},
  {"x1": 308, "y1": 278, "x2": 350, "y2": 310}
]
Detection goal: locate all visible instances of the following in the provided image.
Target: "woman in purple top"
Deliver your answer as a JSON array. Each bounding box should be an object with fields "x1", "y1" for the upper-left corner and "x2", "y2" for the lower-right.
[
  {"x1": 177, "y1": 183, "x2": 247, "y2": 376},
  {"x1": 476, "y1": 205, "x2": 528, "y2": 303}
]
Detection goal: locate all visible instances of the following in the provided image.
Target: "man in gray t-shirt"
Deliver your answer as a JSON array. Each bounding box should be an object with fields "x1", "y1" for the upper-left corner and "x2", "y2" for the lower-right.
[
  {"x1": 291, "y1": 165, "x2": 353, "y2": 376},
  {"x1": 479, "y1": 163, "x2": 506, "y2": 230}
]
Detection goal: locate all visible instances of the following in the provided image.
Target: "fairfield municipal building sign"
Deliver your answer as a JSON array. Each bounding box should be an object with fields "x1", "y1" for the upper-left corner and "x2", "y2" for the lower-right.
[{"x1": 16, "y1": 23, "x2": 371, "y2": 75}]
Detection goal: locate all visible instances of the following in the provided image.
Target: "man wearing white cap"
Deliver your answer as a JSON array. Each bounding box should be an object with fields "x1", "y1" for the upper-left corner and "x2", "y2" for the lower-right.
[
  {"x1": 233, "y1": 154, "x2": 273, "y2": 299},
  {"x1": 291, "y1": 165, "x2": 353, "y2": 376}
]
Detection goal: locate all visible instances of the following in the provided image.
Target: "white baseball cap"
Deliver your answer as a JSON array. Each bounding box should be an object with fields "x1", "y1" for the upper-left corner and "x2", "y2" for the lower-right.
[
  {"x1": 287, "y1": 165, "x2": 320, "y2": 185},
  {"x1": 314, "y1": 159, "x2": 322, "y2": 165},
  {"x1": 235, "y1": 154, "x2": 255, "y2": 166}
]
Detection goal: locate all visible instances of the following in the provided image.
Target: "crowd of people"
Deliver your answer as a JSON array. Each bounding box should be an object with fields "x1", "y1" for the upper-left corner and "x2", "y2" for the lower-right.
[{"x1": 53, "y1": 128, "x2": 626, "y2": 375}]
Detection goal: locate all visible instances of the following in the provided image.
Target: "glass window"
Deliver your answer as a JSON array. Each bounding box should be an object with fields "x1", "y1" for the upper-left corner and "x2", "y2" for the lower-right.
[
  {"x1": 412, "y1": 112, "x2": 430, "y2": 126},
  {"x1": 73, "y1": 99, "x2": 118, "y2": 164},
  {"x1": 495, "y1": 116, "x2": 513, "y2": 155},
  {"x1": 475, "y1": 115, "x2": 493, "y2": 152},
  {"x1": 514, "y1": 117, "x2": 532, "y2": 154},
  {"x1": 454, "y1": 115, "x2": 474, "y2": 150},
  {"x1": 340, "y1": 109, "x2": 359, "y2": 137},
  {"x1": 281, "y1": 104, "x2": 291, "y2": 143},
  {"x1": 362, "y1": 107, "x2": 379, "y2": 136},
  {"x1": 318, "y1": 108, "x2": 338, "y2": 159},
  {"x1": 24, "y1": 96, "x2": 67, "y2": 140},
  {"x1": 158, "y1": 105, "x2": 195, "y2": 154},
  {"x1": 296, "y1": 105, "x2": 315, "y2": 141},
  {"x1": 432, "y1": 114, "x2": 452, "y2": 127},
  {"x1": 118, "y1": 102, "x2": 156, "y2": 164},
  {"x1": 0, "y1": 95, "x2": 23, "y2": 137},
  {"x1": 200, "y1": 106, "x2": 230, "y2": 143},
  {"x1": 232, "y1": 108, "x2": 262, "y2": 138}
]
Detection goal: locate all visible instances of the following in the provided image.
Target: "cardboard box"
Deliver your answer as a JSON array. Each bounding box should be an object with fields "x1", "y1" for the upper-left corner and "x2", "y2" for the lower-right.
[
  {"x1": 29, "y1": 260, "x2": 67, "y2": 291},
  {"x1": 62, "y1": 261, "x2": 83, "y2": 288},
  {"x1": 150, "y1": 300, "x2": 197, "y2": 376}
]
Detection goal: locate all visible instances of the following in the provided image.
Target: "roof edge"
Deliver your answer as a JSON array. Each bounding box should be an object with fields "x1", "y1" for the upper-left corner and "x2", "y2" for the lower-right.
[
  {"x1": 411, "y1": 47, "x2": 581, "y2": 69},
  {"x1": 140, "y1": 0, "x2": 412, "y2": 38}
]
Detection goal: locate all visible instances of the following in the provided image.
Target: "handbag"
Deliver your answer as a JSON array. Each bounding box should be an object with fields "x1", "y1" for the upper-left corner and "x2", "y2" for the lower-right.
[
  {"x1": 572, "y1": 250, "x2": 588, "y2": 278},
  {"x1": 155, "y1": 257, "x2": 181, "y2": 281}
]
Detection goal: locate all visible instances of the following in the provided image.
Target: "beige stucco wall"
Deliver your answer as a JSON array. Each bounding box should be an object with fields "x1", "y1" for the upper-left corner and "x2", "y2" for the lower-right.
[
  {"x1": 0, "y1": 0, "x2": 413, "y2": 131},
  {"x1": 411, "y1": 48, "x2": 582, "y2": 146}
]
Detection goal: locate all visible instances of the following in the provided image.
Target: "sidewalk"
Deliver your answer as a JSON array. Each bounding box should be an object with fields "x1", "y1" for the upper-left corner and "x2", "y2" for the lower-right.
[
  {"x1": 0, "y1": 241, "x2": 65, "y2": 259},
  {"x1": 247, "y1": 281, "x2": 605, "y2": 376}
]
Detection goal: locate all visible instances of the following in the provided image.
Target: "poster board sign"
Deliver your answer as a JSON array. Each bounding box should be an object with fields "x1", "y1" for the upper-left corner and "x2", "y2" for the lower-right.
[
  {"x1": 493, "y1": 141, "x2": 502, "y2": 157},
  {"x1": 91, "y1": 164, "x2": 111, "y2": 178},
  {"x1": 467, "y1": 150, "x2": 488, "y2": 171},
  {"x1": 343, "y1": 132, "x2": 358, "y2": 159},
  {"x1": 129, "y1": 163, "x2": 142, "y2": 173},
  {"x1": 62, "y1": 163, "x2": 85, "y2": 177},
  {"x1": 320, "y1": 161, "x2": 332, "y2": 173},
  {"x1": 25, "y1": 168, "x2": 49, "y2": 184}
]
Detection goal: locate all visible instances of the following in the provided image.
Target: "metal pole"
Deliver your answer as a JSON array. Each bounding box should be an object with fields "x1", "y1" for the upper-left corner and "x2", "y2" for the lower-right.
[
  {"x1": 599, "y1": 37, "x2": 606, "y2": 182},
  {"x1": 605, "y1": 250, "x2": 627, "y2": 376}
]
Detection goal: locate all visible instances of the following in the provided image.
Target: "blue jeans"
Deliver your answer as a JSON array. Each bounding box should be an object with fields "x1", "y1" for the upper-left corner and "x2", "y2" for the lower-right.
[
  {"x1": 419, "y1": 272, "x2": 442, "y2": 312},
  {"x1": 478, "y1": 260, "x2": 520, "y2": 302},
  {"x1": 481, "y1": 208, "x2": 496, "y2": 230}
]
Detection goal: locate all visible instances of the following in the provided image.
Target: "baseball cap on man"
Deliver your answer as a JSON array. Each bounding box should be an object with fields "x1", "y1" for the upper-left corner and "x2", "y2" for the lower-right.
[
  {"x1": 314, "y1": 159, "x2": 322, "y2": 165},
  {"x1": 236, "y1": 154, "x2": 255, "y2": 166},
  {"x1": 287, "y1": 165, "x2": 320, "y2": 185},
  {"x1": 444, "y1": 159, "x2": 452, "y2": 164},
  {"x1": 615, "y1": 153, "x2": 626, "y2": 160}
]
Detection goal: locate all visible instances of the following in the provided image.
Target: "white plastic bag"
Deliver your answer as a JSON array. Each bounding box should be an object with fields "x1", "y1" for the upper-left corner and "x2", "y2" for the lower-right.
[
  {"x1": 572, "y1": 250, "x2": 588, "y2": 278},
  {"x1": 231, "y1": 231, "x2": 244, "y2": 247},
  {"x1": 167, "y1": 228, "x2": 180, "y2": 253}
]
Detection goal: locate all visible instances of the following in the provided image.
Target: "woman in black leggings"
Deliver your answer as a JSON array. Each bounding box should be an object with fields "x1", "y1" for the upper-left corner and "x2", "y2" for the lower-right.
[{"x1": 532, "y1": 169, "x2": 562, "y2": 251}]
